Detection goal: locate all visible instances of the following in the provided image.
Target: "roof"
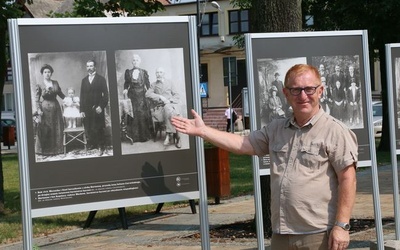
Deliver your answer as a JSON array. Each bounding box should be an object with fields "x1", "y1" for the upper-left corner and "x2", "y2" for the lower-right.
[
  {"x1": 23, "y1": 0, "x2": 170, "y2": 18},
  {"x1": 22, "y1": 0, "x2": 71, "y2": 18}
]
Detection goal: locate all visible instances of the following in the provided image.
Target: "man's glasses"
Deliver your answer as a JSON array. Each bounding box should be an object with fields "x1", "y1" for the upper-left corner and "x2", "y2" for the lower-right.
[{"x1": 286, "y1": 85, "x2": 321, "y2": 96}]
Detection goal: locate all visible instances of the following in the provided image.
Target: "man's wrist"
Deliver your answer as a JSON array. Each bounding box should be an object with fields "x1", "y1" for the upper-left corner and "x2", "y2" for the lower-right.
[{"x1": 334, "y1": 221, "x2": 351, "y2": 231}]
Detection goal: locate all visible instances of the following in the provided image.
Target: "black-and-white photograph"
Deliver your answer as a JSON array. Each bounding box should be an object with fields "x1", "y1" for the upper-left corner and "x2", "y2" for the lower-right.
[
  {"x1": 311, "y1": 55, "x2": 364, "y2": 129},
  {"x1": 115, "y1": 48, "x2": 189, "y2": 155},
  {"x1": 257, "y1": 57, "x2": 306, "y2": 127},
  {"x1": 28, "y1": 51, "x2": 113, "y2": 162}
]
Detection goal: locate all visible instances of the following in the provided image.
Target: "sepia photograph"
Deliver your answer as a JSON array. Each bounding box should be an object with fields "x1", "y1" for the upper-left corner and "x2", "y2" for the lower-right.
[
  {"x1": 28, "y1": 51, "x2": 113, "y2": 162},
  {"x1": 115, "y1": 48, "x2": 189, "y2": 155}
]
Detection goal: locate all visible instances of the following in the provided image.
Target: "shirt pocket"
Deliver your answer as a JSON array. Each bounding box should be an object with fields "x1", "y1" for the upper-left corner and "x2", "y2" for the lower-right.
[
  {"x1": 271, "y1": 143, "x2": 289, "y2": 168},
  {"x1": 299, "y1": 142, "x2": 323, "y2": 170}
]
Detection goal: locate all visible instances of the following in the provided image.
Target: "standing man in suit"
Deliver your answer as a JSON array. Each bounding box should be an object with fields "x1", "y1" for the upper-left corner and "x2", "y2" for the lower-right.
[
  {"x1": 80, "y1": 59, "x2": 109, "y2": 156},
  {"x1": 271, "y1": 72, "x2": 288, "y2": 115}
]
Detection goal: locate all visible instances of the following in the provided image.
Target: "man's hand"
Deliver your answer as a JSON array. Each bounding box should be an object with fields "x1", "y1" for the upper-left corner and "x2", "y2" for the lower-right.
[
  {"x1": 80, "y1": 112, "x2": 85, "y2": 118},
  {"x1": 95, "y1": 106, "x2": 102, "y2": 114},
  {"x1": 171, "y1": 109, "x2": 205, "y2": 137},
  {"x1": 328, "y1": 227, "x2": 350, "y2": 250},
  {"x1": 159, "y1": 96, "x2": 169, "y2": 105}
]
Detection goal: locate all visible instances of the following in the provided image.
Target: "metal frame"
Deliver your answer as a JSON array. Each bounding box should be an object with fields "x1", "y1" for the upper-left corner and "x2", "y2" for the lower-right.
[
  {"x1": 8, "y1": 16, "x2": 210, "y2": 249},
  {"x1": 385, "y1": 43, "x2": 400, "y2": 240},
  {"x1": 245, "y1": 30, "x2": 383, "y2": 249}
]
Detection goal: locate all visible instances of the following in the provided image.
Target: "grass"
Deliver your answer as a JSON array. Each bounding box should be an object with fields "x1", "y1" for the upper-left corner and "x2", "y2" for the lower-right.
[{"x1": 0, "y1": 148, "x2": 394, "y2": 245}]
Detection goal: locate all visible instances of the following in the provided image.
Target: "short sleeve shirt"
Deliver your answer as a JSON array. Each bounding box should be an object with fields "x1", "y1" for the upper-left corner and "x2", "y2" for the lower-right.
[{"x1": 249, "y1": 108, "x2": 358, "y2": 234}]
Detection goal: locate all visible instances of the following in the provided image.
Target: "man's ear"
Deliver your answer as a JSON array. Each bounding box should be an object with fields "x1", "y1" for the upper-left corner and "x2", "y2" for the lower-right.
[
  {"x1": 318, "y1": 85, "x2": 324, "y2": 98},
  {"x1": 283, "y1": 87, "x2": 289, "y2": 98}
]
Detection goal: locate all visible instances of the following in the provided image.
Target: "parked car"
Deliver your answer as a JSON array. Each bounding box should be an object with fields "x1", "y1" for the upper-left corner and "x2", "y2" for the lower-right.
[
  {"x1": 372, "y1": 101, "x2": 382, "y2": 138},
  {"x1": 1, "y1": 112, "x2": 16, "y2": 142}
]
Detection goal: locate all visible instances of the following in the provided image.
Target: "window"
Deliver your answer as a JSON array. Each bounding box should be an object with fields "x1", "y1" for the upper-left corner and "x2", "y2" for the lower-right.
[
  {"x1": 2, "y1": 93, "x2": 14, "y2": 112},
  {"x1": 200, "y1": 63, "x2": 208, "y2": 82},
  {"x1": 200, "y1": 12, "x2": 218, "y2": 36},
  {"x1": 229, "y1": 10, "x2": 249, "y2": 34}
]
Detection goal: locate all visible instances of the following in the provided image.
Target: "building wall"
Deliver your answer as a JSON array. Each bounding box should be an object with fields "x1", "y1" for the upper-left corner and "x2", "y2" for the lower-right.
[{"x1": 152, "y1": 0, "x2": 244, "y2": 108}]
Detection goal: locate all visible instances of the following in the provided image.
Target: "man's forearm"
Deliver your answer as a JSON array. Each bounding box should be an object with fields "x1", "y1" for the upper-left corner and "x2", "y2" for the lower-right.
[{"x1": 335, "y1": 165, "x2": 357, "y2": 224}]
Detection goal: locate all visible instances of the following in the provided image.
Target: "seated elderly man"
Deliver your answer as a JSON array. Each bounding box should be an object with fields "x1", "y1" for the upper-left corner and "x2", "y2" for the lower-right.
[{"x1": 146, "y1": 67, "x2": 181, "y2": 148}]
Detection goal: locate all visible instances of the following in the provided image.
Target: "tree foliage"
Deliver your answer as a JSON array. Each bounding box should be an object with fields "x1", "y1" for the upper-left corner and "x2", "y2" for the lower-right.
[{"x1": 49, "y1": 0, "x2": 164, "y2": 18}]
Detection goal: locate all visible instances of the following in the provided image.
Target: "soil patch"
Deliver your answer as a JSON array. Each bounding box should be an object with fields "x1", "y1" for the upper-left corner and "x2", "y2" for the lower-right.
[{"x1": 187, "y1": 218, "x2": 395, "y2": 239}]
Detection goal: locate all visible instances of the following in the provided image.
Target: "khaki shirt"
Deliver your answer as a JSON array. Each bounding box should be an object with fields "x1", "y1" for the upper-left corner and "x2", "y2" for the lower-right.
[{"x1": 249, "y1": 108, "x2": 358, "y2": 234}]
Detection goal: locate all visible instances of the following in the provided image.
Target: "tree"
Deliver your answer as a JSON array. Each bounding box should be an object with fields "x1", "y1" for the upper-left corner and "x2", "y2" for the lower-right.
[
  {"x1": 302, "y1": 0, "x2": 400, "y2": 151},
  {"x1": 0, "y1": 0, "x2": 26, "y2": 215},
  {"x1": 231, "y1": 0, "x2": 302, "y2": 237}
]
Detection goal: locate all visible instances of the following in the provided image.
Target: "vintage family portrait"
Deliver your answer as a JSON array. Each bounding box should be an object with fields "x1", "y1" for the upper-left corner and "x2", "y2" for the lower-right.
[
  {"x1": 28, "y1": 51, "x2": 113, "y2": 162},
  {"x1": 115, "y1": 48, "x2": 189, "y2": 155}
]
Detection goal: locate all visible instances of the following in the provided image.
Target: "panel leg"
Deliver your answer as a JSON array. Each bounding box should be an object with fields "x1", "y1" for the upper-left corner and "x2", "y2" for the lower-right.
[{"x1": 83, "y1": 210, "x2": 98, "y2": 229}]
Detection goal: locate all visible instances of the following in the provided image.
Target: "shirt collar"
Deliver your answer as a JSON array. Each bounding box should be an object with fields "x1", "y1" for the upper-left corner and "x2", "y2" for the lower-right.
[{"x1": 286, "y1": 106, "x2": 325, "y2": 129}]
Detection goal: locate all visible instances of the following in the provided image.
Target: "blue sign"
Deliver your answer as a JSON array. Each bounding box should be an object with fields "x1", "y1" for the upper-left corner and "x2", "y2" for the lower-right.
[{"x1": 200, "y1": 82, "x2": 208, "y2": 98}]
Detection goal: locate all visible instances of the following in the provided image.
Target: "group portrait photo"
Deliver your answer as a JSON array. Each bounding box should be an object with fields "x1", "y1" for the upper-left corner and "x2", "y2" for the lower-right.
[{"x1": 257, "y1": 55, "x2": 364, "y2": 130}]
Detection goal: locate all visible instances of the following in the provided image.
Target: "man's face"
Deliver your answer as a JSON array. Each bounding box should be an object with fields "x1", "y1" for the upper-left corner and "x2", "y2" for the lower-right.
[
  {"x1": 321, "y1": 77, "x2": 326, "y2": 87},
  {"x1": 86, "y1": 62, "x2": 95, "y2": 74},
  {"x1": 283, "y1": 70, "x2": 322, "y2": 119},
  {"x1": 335, "y1": 66, "x2": 340, "y2": 74},
  {"x1": 156, "y1": 68, "x2": 165, "y2": 81}
]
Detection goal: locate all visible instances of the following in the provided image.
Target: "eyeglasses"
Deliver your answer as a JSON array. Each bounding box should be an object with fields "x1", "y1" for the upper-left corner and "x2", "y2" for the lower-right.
[{"x1": 286, "y1": 85, "x2": 321, "y2": 96}]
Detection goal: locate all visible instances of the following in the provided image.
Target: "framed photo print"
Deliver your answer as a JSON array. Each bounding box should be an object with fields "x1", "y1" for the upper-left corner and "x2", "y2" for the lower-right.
[
  {"x1": 245, "y1": 30, "x2": 373, "y2": 175},
  {"x1": 385, "y1": 44, "x2": 400, "y2": 153},
  {"x1": 9, "y1": 17, "x2": 200, "y2": 217}
]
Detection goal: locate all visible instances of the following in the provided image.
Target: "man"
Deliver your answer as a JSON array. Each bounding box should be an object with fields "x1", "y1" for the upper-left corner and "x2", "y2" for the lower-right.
[
  {"x1": 319, "y1": 63, "x2": 329, "y2": 80},
  {"x1": 80, "y1": 59, "x2": 109, "y2": 156},
  {"x1": 320, "y1": 76, "x2": 332, "y2": 114},
  {"x1": 172, "y1": 64, "x2": 357, "y2": 250},
  {"x1": 345, "y1": 66, "x2": 360, "y2": 88},
  {"x1": 347, "y1": 80, "x2": 361, "y2": 125},
  {"x1": 146, "y1": 67, "x2": 181, "y2": 148},
  {"x1": 329, "y1": 65, "x2": 345, "y2": 91},
  {"x1": 224, "y1": 106, "x2": 237, "y2": 132},
  {"x1": 271, "y1": 72, "x2": 287, "y2": 114}
]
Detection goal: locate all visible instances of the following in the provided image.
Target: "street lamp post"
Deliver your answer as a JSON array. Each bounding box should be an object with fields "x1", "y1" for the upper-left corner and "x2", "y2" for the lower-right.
[
  {"x1": 196, "y1": 0, "x2": 222, "y2": 116},
  {"x1": 195, "y1": 3, "x2": 222, "y2": 250}
]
